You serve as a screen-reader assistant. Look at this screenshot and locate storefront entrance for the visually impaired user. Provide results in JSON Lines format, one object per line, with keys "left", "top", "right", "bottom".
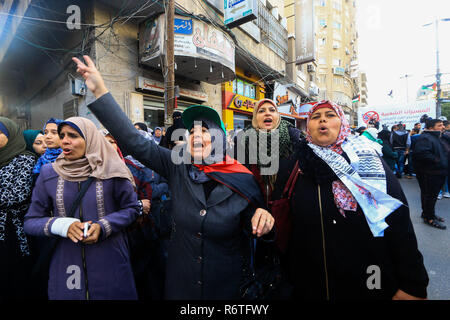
{"left": 233, "top": 113, "right": 252, "bottom": 131}
{"left": 143, "top": 97, "right": 190, "bottom": 129}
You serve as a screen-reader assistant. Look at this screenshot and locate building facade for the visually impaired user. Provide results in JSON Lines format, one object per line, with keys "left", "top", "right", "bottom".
{"left": 312, "top": 0, "right": 361, "bottom": 124}
{"left": 0, "top": 0, "right": 289, "bottom": 133}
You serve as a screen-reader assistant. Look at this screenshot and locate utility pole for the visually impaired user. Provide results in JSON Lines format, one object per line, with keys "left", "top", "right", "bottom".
{"left": 164, "top": 0, "right": 175, "bottom": 126}
{"left": 423, "top": 18, "right": 450, "bottom": 118}
{"left": 400, "top": 74, "right": 412, "bottom": 104}
{"left": 435, "top": 18, "right": 442, "bottom": 118}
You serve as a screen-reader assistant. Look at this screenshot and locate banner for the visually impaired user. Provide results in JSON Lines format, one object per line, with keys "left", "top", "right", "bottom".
{"left": 358, "top": 100, "right": 436, "bottom": 130}
{"left": 295, "top": 0, "right": 315, "bottom": 65}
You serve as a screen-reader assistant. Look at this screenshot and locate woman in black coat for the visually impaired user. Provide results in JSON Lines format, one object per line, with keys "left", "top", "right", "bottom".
{"left": 287, "top": 101, "right": 429, "bottom": 300}
{"left": 72, "top": 55, "right": 275, "bottom": 300}
{"left": 0, "top": 117, "right": 36, "bottom": 300}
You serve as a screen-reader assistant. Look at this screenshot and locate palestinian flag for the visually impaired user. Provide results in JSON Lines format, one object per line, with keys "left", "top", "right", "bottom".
{"left": 194, "top": 155, "right": 265, "bottom": 209}
{"left": 352, "top": 95, "right": 360, "bottom": 103}
{"left": 422, "top": 83, "right": 437, "bottom": 91}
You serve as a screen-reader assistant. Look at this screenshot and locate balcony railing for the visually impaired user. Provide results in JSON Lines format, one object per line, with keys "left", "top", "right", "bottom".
{"left": 256, "top": 2, "right": 288, "bottom": 61}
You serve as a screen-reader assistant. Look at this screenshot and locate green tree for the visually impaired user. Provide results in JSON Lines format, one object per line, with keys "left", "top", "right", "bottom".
{"left": 442, "top": 102, "right": 450, "bottom": 120}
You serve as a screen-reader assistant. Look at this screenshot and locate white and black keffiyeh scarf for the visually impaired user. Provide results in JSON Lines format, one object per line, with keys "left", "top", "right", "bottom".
{"left": 309, "top": 136, "right": 403, "bottom": 237}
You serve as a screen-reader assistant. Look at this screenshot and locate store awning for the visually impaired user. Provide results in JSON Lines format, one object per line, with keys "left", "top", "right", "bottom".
{"left": 278, "top": 101, "right": 304, "bottom": 120}
{"left": 297, "top": 102, "right": 317, "bottom": 118}
{"left": 139, "top": 14, "right": 235, "bottom": 85}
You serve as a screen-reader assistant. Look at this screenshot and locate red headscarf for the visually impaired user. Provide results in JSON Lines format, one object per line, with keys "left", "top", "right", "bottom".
{"left": 306, "top": 100, "right": 351, "bottom": 154}
{"left": 306, "top": 101, "right": 357, "bottom": 216}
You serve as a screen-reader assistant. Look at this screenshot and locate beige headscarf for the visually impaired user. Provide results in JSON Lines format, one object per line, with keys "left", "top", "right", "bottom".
{"left": 52, "top": 117, "right": 135, "bottom": 185}
{"left": 252, "top": 98, "right": 281, "bottom": 130}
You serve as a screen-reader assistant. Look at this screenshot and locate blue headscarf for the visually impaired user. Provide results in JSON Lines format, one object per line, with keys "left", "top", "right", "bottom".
{"left": 153, "top": 127, "right": 162, "bottom": 144}
{"left": 33, "top": 118, "right": 63, "bottom": 174}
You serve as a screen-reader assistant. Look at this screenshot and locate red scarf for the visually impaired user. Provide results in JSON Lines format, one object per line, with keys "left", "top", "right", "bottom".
{"left": 193, "top": 155, "right": 253, "bottom": 175}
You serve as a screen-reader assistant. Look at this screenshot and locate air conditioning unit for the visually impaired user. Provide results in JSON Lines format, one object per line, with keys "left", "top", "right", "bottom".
{"left": 309, "top": 86, "right": 319, "bottom": 96}
{"left": 333, "top": 67, "right": 345, "bottom": 76}
{"left": 307, "top": 64, "right": 316, "bottom": 73}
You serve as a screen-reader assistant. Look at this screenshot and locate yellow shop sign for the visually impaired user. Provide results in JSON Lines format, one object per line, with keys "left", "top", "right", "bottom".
{"left": 227, "top": 94, "right": 258, "bottom": 113}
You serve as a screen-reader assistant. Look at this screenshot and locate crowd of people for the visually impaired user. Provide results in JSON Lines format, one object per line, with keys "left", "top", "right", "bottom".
{"left": 0, "top": 55, "right": 433, "bottom": 301}
{"left": 354, "top": 116, "right": 450, "bottom": 230}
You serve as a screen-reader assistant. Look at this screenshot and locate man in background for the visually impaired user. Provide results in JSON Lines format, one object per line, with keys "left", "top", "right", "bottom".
{"left": 391, "top": 123, "right": 411, "bottom": 178}
{"left": 413, "top": 119, "right": 448, "bottom": 230}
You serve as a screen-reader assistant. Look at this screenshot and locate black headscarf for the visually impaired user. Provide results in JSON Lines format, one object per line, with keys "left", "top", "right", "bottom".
{"left": 0, "top": 117, "right": 33, "bottom": 168}
{"left": 134, "top": 122, "right": 148, "bottom": 132}
{"left": 378, "top": 129, "right": 392, "bottom": 146}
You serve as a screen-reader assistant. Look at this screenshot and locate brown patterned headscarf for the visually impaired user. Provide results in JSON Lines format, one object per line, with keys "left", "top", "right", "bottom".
{"left": 252, "top": 99, "right": 282, "bottom": 130}
{"left": 52, "top": 117, "right": 134, "bottom": 185}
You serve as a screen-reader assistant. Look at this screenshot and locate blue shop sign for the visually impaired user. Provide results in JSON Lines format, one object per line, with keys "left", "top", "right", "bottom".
{"left": 174, "top": 18, "right": 193, "bottom": 35}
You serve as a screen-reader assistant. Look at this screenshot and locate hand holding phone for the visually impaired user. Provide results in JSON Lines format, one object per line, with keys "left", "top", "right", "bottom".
{"left": 83, "top": 222, "right": 91, "bottom": 238}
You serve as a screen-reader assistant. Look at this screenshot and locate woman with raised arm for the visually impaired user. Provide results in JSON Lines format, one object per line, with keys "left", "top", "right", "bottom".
{"left": 72, "top": 55, "right": 274, "bottom": 300}
{"left": 24, "top": 117, "right": 139, "bottom": 300}
{"left": 287, "top": 101, "right": 429, "bottom": 300}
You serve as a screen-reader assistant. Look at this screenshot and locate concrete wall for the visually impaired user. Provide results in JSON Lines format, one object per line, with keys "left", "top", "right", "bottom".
{"left": 92, "top": 1, "right": 223, "bottom": 125}
{"left": 2, "top": 0, "right": 288, "bottom": 128}
{"left": 177, "top": 0, "right": 286, "bottom": 78}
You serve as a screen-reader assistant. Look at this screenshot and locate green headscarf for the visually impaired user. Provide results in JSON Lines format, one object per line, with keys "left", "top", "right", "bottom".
{"left": 22, "top": 129, "right": 42, "bottom": 154}
{"left": 0, "top": 117, "right": 33, "bottom": 168}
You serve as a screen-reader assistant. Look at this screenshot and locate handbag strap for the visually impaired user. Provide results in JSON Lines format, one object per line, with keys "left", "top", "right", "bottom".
{"left": 66, "top": 177, "right": 96, "bottom": 218}
{"left": 282, "top": 160, "right": 300, "bottom": 199}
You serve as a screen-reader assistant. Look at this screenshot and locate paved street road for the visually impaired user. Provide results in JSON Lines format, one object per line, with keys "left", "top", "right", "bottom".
{"left": 399, "top": 177, "right": 450, "bottom": 300}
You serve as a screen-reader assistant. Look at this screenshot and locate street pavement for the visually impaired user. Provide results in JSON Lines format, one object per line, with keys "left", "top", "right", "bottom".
{"left": 399, "top": 177, "right": 450, "bottom": 300}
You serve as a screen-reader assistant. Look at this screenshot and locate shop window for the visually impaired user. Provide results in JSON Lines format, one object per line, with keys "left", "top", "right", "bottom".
{"left": 144, "top": 98, "right": 191, "bottom": 130}
{"left": 233, "top": 78, "right": 257, "bottom": 100}
{"left": 233, "top": 114, "right": 252, "bottom": 131}
{"left": 144, "top": 107, "right": 165, "bottom": 130}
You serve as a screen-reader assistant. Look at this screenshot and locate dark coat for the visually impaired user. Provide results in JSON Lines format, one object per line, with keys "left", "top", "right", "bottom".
{"left": 230, "top": 125, "right": 302, "bottom": 203}
{"left": 287, "top": 139, "right": 429, "bottom": 300}
{"left": 24, "top": 165, "right": 139, "bottom": 300}
{"left": 0, "top": 153, "right": 36, "bottom": 300}
{"left": 412, "top": 131, "right": 448, "bottom": 175}
{"left": 88, "top": 93, "right": 259, "bottom": 300}
{"left": 441, "top": 131, "right": 450, "bottom": 176}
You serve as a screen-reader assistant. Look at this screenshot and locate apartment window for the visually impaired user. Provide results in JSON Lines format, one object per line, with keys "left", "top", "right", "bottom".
{"left": 333, "top": 41, "right": 340, "bottom": 49}
{"left": 333, "top": 59, "right": 341, "bottom": 66}
{"left": 344, "top": 79, "right": 350, "bottom": 88}
{"left": 319, "top": 58, "right": 327, "bottom": 65}
{"left": 316, "top": 0, "right": 327, "bottom": 6}
{"left": 319, "top": 19, "right": 327, "bottom": 27}
{"left": 333, "top": 1, "right": 342, "bottom": 11}
{"left": 333, "top": 21, "right": 342, "bottom": 29}
{"left": 334, "top": 77, "right": 343, "bottom": 85}
{"left": 319, "top": 38, "right": 326, "bottom": 45}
